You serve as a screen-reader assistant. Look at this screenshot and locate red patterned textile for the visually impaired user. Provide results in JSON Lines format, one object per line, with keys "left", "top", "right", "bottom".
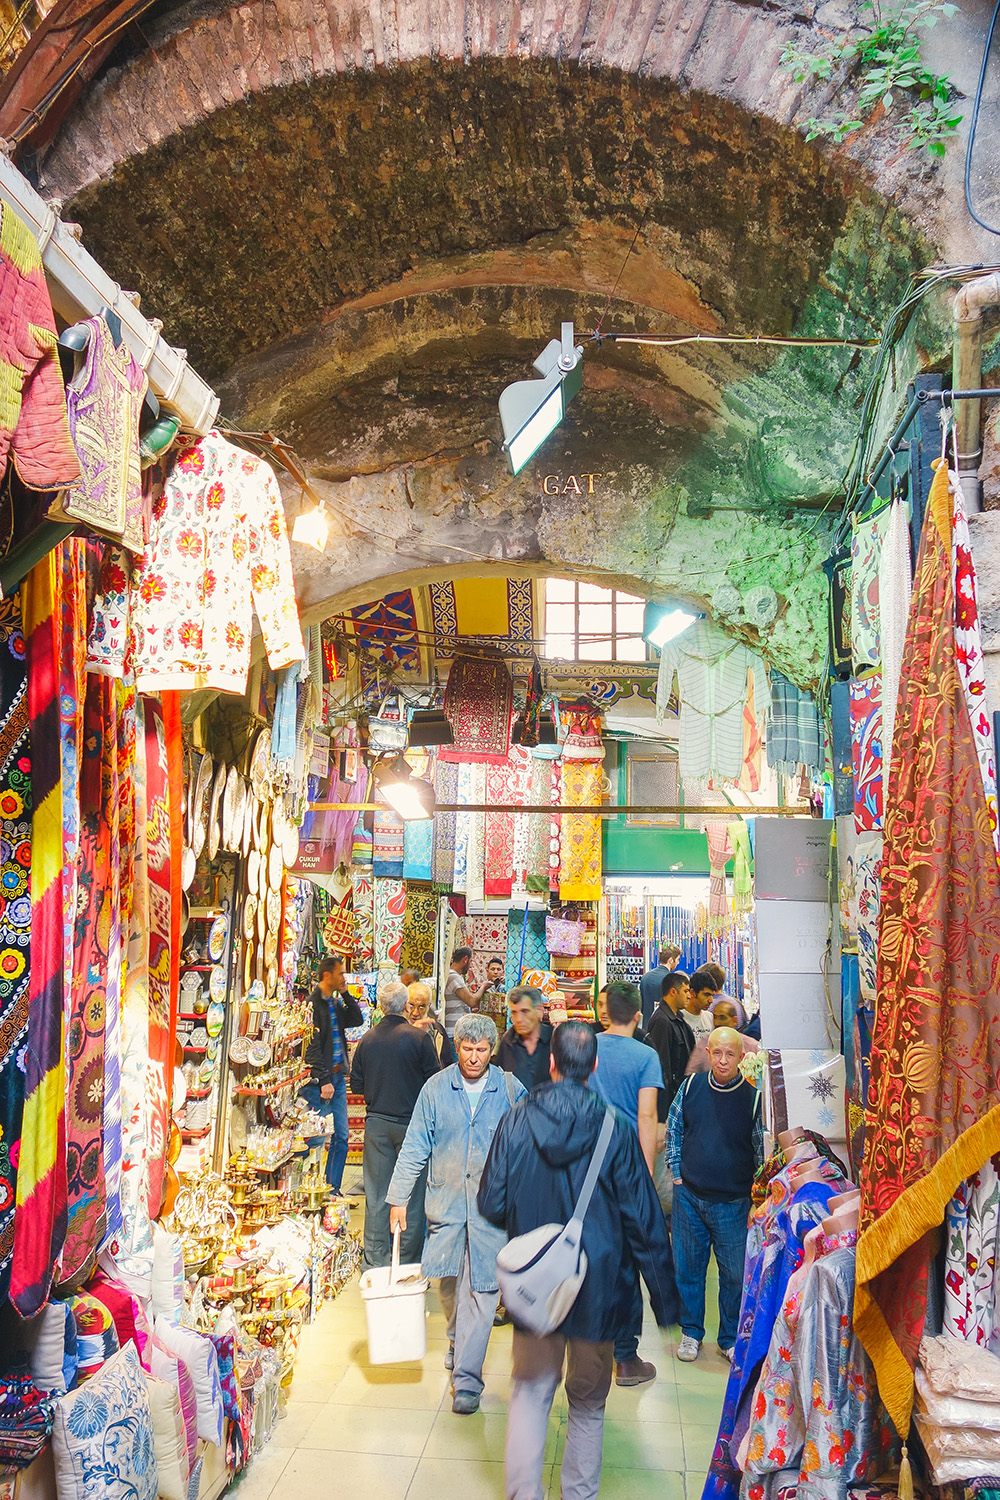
{"left": 485, "top": 756, "right": 521, "bottom": 898}
{"left": 855, "top": 458, "right": 1000, "bottom": 1439}
{"left": 439, "top": 655, "right": 513, "bottom": 761}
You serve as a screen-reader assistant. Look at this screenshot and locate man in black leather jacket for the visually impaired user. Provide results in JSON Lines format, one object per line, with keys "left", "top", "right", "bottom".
{"left": 300, "top": 955, "right": 363, "bottom": 1201}
{"left": 478, "top": 1022, "right": 679, "bottom": 1500}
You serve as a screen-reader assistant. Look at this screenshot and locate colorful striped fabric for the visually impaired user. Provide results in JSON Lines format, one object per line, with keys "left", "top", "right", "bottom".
{"left": 144, "top": 699, "right": 173, "bottom": 1216}
{"left": 11, "top": 551, "right": 67, "bottom": 1316}
{"left": 0, "top": 592, "right": 31, "bottom": 1303}
{"left": 100, "top": 678, "right": 125, "bottom": 1248}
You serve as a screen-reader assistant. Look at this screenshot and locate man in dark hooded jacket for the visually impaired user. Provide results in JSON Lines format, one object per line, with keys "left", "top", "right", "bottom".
{"left": 478, "top": 1021, "right": 679, "bottom": 1500}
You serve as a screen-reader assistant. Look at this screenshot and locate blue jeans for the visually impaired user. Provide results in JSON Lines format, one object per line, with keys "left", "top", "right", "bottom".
{"left": 672, "top": 1182, "right": 750, "bottom": 1350}
{"left": 300, "top": 1076, "right": 349, "bottom": 1192}
{"left": 613, "top": 1269, "right": 643, "bottom": 1363}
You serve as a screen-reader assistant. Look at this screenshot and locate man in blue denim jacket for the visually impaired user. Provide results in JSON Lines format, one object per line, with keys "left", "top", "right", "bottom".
{"left": 387, "top": 1012, "right": 526, "bottom": 1415}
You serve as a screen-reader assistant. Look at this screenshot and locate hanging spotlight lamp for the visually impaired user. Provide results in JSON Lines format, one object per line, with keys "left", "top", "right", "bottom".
{"left": 498, "top": 323, "right": 584, "bottom": 475}
{"left": 370, "top": 755, "right": 436, "bottom": 821}
{"left": 642, "top": 602, "right": 699, "bottom": 648}
{"left": 407, "top": 708, "right": 454, "bottom": 747}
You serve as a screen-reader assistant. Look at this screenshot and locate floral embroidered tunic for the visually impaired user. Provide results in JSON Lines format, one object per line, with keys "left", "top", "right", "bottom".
{"left": 87, "top": 431, "right": 304, "bottom": 692}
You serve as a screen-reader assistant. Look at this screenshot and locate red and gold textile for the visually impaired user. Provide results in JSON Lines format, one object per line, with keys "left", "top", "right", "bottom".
{"left": 439, "top": 654, "right": 513, "bottom": 761}
{"left": 559, "top": 761, "right": 602, "bottom": 902}
{"left": 144, "top": 696, "right": 180, "bottom": 1216}
{"left": 855, "top": 458, "right": 1000, "bottom": 1438}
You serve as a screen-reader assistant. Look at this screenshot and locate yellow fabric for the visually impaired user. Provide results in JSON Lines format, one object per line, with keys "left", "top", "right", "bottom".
{"left": 0, "top": 356, "right": 24, "bottom": 435}
{"left": 452, "top": 576, "right": 509, "bottom": 637}
{"left": 559, "top": 761, "right": 602, "bottom": 901}
{"left": 928, "top": 457, "right": 951, "bottom": 547}
{"left": 0, "top": 202, "right": 42, "bottom": 276}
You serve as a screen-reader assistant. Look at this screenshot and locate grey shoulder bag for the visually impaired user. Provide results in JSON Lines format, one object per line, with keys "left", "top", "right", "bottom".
{"left": 495, "top": 1108, "right": 616, "bottom": 1337}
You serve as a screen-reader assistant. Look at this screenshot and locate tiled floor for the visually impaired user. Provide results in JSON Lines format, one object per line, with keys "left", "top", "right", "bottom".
{"left": 230, "top": 1217, "right": 728, "bottom": 1500}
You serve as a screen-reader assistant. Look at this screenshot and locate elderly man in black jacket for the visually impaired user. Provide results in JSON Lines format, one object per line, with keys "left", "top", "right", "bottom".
{"left": 301, "top": 955, "right": 364, "bottom": 1202}
{"left": 479, "top": 1022, "right": 679, "bottom": 1500}
{"left": 351, "top": 980, "right": 441, "bottom": 1267}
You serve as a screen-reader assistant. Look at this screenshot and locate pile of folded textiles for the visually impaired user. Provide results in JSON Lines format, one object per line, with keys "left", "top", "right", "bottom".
{"left": 0, "top": 1370, "right": 55, "bottom": 1470}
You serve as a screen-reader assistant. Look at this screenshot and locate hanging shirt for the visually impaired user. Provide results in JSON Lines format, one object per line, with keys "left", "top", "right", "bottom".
{"left": 89, "top": 430, "right": 304, "bottom": 693}
{"left": 655, "top": 621, "right": 768, "bottom": 782}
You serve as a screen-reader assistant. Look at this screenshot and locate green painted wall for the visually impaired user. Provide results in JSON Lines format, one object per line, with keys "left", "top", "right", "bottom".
{"left": 601, "top": 739, "right": 712, "bottom": 876}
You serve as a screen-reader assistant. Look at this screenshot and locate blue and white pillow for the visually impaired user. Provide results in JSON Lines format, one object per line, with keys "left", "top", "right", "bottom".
{"left": 51, "top": 1340, "right": 157, "bottom": 1500}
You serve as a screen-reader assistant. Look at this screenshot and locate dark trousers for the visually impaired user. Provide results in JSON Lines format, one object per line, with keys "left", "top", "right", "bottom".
{"left": 672, "top": 1182, "right": 750, "bottom": 1351}
{"left": 612, "top": 1270, "right": 643, "bottom": 1363}
{"left": 362, "top": 1112, "right": 426, "bottom": 1268}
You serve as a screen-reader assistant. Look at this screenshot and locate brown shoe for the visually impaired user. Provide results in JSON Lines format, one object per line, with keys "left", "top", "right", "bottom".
{"left": 615, "top": 1357, "right": 656, "bottom": 1387}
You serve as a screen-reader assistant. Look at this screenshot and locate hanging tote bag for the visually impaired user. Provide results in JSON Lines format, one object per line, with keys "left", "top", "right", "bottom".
{"left": 545, "top": 909, "right": 584, "bottom": 957}
{"left": 495, "top": 1108, "right": 615, "bottom": 1337}
{"left": 323, "top": 889, "right": 355, "bottom": 957}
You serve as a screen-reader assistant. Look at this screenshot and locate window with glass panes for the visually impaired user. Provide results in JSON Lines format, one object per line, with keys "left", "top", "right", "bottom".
{"left": 543, "top": 580, "right": 648, "bottom": 663}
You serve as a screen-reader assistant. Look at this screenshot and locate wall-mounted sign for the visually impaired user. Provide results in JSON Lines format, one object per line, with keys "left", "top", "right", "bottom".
{"left": 541, "top": 473, "right": 603, "bottom": 495}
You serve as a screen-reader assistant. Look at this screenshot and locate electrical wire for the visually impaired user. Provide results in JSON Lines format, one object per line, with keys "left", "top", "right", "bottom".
{"left": 595, "top": 333, "right": 879, "bottom": 350}
{"left": 965, "top": 0, "right": 1000, "bottom": 237}
{"left": 594, "top": 211, "right": 649, "bottom": 337}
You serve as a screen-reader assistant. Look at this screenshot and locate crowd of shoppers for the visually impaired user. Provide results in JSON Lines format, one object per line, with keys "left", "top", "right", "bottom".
{"left": 303, "top": 943, "right": 761, "bottom": 1500}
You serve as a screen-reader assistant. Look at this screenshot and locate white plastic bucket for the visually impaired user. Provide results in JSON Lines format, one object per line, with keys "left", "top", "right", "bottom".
{"left": 359, "top": 1226, "right": 429, "bottom": 1364}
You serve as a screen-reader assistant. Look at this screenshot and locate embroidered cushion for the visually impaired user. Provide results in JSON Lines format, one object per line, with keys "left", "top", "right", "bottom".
{"left": 67, "top": 1294, "right": 119, "bottom": 1382}
{"left": 207, "top": 1333, "right": 240, "bottom": 1423}
{"left": 148, "top": 1340, "right": 197, "bottom": 1472}
{"left": 153, "top": 1318, "right": 224, "bottom": 1447}
{"left": 88, "top": 1272, "right": 153, "bottom": 1368}
{"left": 51, "top": 1341, "right": 157, "bottom": 1500}
{"left": 19, "top": 1299, "right": 78, "bottom": 1394}
{"left": 143, "top": 1373, "right": 189, "bottom": 1500}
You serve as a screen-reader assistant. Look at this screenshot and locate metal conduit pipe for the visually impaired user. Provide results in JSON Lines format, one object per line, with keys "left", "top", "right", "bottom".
{"left": 953, "top": 272, "right": 1000, "bottom": 513}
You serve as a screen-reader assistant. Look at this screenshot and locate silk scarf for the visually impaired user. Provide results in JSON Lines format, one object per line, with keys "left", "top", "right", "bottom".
{"left": 856, "top": 459, "right": 1000, "bottom": 1439}
{"left": 373, "top": 877, "right": 406, "bottom": 967}
{"left": 0, "top": 594, "right": 31, "bottom": 1302}
{"left": 11, "top": 553, "right": 67, "bottom": 1315}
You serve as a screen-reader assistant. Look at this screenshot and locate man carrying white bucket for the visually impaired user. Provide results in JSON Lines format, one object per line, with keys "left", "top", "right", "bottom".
{"left": 387, "top": 1012, "right": 526, "bottom": 1415}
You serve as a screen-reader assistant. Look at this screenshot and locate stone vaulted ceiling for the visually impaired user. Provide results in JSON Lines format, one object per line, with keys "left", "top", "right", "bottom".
{"left": 33, "top": 0, "right": 944, "bottom": 684}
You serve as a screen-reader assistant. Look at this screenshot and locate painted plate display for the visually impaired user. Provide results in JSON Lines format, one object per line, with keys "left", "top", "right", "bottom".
{"left": 229, "top": 1035, "right": 251, "bottom": 1064}
{"left": 209, "top": 964, "right": 228, "bottom": 1003}
{"left": 222, "top": 766, "right": 240, "bottom": 852}
{"left": 206, "top": 1035, "right": 219, "bottom": 1062}
{"left": 266, "top": 963, "right": 279, "bottom": 997}
{"left": 208, "top": 762, "right": 227, "bottom": 861}
{"left": 192, "top": 753, "right": 213, "bottom": 858}
{"left": 271, "top": 797, "right": 286, "bottom": 849}
{"left": 248, "top": 1039, "right": 271, "bottom": 1069}
{"left": 244, "top": 942, "right": 253, "bottom": 991}
{"left": 266, "top": 888, "right": 282, "bottom": 933}
{"left": 206, "top": 999, "right": 225, "bottom": 1038}
{"left": 243, "top": 895, "right": 257, "bottom": 940}
{"left": 246, "top": 849, "right": 260, "bottom": 895}
{"left": 268, "top": 842, "right": 284, "bottom": 890}
{"left": 258, "top": 851, "right": 269, "bottom": 900}
{"left": 232, "top": 775, "right": 248, "bottom": 853}
{"left": 248, "top": 980, "right": 265, "bottom": 1005}
{"left": 181, "top": 844, "right": 196, "bottom": 891}
{"left": 264, "top": 930, "right": 278, "bottom": 970}
{"left": 257, "top": 900, "right": 267, "bottom": 945}
{"left": 208, "top": 914, "right": 228, "bottom": 960}
{"left": 242, "top": 790, "right": 254, "bottom": 857}
{"left": 249, "top": 727, "right": 271, "bottom": 796}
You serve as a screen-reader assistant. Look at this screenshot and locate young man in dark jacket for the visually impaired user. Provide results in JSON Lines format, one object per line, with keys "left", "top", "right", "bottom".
{"left": 479, "top": 1021, "right": 679, "bottom": 1500}
{"left": 644, "top": 970, "right": 695, "bottom": 1220}
{"left": 300, "top": 955, "right": 364, "bottom": 1201}
{"left": 350, "top": 981, "right": 441, "bottom": 1267}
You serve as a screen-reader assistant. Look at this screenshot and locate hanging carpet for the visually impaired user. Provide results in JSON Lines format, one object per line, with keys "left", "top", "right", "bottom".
{"left": 439, "top": 654, "right": 513, "bottom": 761}
{"left": 856, "top": 458, "right": 1000, "bottom": 1441}
{"left": 432, "top": 759, "right": 459, "bottom": 890}
{"left": 400, "top": 888, "right": 437, "bottom": 976}
{"left": 373, "top": 809, "right": 404, "bottom": 879}
{"left": 374, "top": 877, "right": 406, "bottom": 967}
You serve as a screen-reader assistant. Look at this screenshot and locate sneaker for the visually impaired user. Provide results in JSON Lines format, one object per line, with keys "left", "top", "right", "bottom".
{"left": 676, "top": 1335, "right": 701, "bottom": 1362}
{"left": 615, "top": 1357, "right": 656, "bottom": 1387}
{"left": 444, "top": 1345, "right": 454, "bottom": 1372}
{"left": 452, "top": 1390, "right": 480, "bottom": 1415}
{"left": 718, "top": 1345, "right": 733, "bottom": 1363}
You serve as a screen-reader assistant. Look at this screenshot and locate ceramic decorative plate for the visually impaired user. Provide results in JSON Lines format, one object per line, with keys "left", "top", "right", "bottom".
{"left": 264, "top": 930, "right": 278, "bottom": 969}
{"left": 222, "top": 766, "right": 240, "bottom": 852}
{"left": 229, "top": 1035, "right": 251, "bottom": 1064}
{"left": 248, "top": 979, "right": 266, "bottom": 1005}
{"left": 231, "top": 775, "right": 248, "bottom": 853}
{"left": 266, "top": 888, "right": 282, "bottom": 933}
{"left": 282, "top": 823, "right": 299, "bottom": 868}
{"left": 271, "top": 796, "right": 286, "bottom": 849}
{"left": 209, "top": 964, "right": 228, "bottom": 1003}
{"left": 247, "top": 849, "right": 260, "bottom": 894}
{"left": 268, "top": 842, "right": 284, "bottom": 890}
{"left": 248, "top": 1039, "right": 270, "bottom": 1069}
{"left": 258, "top": 851, "right": 269, "bottom": 900}
{"left": 257, "top": 900, "right": 267, "bottom": 945}
{"left": 208, "top": 762, "right": 227, "bottom": 861}
{"left": 242, "top": 790, "right": 254, "bottom": 857}
{"left": 206, "top": 999, "right": 225, "bottom": 1038}
{"left": 208, "top": 914, "right": 228, "bottom": 960}
{"left": 244, "top": 942, "right": 253, "bottom": 991}
{"left": 266, "top": 963, "right": 279, "bottom": 997}
{"left": 192, "top": 753, "right": 213, "bottom": 858}
{"left": 181, "top": 844, "right": 196, "bottom": 891}
{"left": 206, "top": 1035, "right": 219, "bottom": 1061}
{"left": 243, "top": 895, "right": 257, "bottom": 940}
{"left": 249, "top": 727, "right": 271, "bottom": 796}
